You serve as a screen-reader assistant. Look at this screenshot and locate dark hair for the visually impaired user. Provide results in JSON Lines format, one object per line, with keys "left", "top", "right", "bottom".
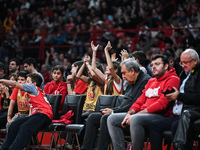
{"left": 17, "top": 70, "right": 29, "bottom": 79}
{"left": 131, "top": 51, "right": 149, "bottom": 67}
{"left": 164, "top": 48, "right": 175, "bottom": 58}
{"left": 105, "top": 61, "right": 122, "bottom": 95}
{"left": 10, "top": 58, "right": 20, "bottom": 66}
{"left": 52, "top": 65, "right": 64, "bottom": 75}
{"left": 151, "top": 54, "right": 169, "bottom": 70}
{"left": 0, "top": 62, "right": 5, "bottom": 72}
{"left": 73, "top": 61, "right": 88, "bottom": 76}
{"left": 9, "top": 73, "right": 18, "bottom": 81}
{"left": 27, "top": 73, "right": 42, "bottom": 87}
{"left": 23, "top": 57, "right": 36, "bottom": 68}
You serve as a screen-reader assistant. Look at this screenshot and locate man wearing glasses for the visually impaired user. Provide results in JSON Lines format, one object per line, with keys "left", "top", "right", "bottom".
{"left": 107, "top": 54, "right": 180, "bottom": 150}
{"left": 149, "top": 49, "right": 200, "bottom": 150}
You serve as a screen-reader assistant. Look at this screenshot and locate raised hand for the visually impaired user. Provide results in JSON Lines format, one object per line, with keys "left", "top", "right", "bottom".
{"left": 91, "top": 41, "right": 99, "bottom": 52}
{"left": 104, "top": 41, "right": 112, "bottom": 51}
{"left": 84, "top": 55, "right": 90, "bottom": 63}
{"left": 111, "top": 53, "right": 118, "bottom": 61}
{"left": 119, "top": 49, "right": 129, "bottom": 61}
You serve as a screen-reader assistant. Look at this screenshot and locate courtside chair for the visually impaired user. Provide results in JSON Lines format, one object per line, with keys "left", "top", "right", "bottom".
{"left": 49, "top": 94, "right": 86, "bottom": 150}
{"left": 95, "top": 95, "right": 118, "bottom": 112}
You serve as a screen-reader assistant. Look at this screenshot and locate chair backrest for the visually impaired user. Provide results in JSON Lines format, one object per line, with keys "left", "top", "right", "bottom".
{"left": 45, "top": 94, "right": 62, "bottom": 120}
{"left": 95, "top": 95, "right": 118, "bottom": 112}
{"left": 62, "top": 95, "right": 86, "bottom": 124}
{"left": 114, "top": 95, "right": 124, "bottom": 107}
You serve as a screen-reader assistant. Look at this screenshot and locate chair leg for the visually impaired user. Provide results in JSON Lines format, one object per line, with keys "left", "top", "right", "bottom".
{"left": 64, "top": 133, "right": 70, "bottom": 150}
{"left": 144, "top": 138, "right": 149, "bottom": 150}
{"left": 49, "top": 132, "right": 58, "bottom": 150}
{"left": 75, "top": 133, "right": 81, "bottom": 150}
{"left": 57, "top": 131, "right": 63, "bottom": 150}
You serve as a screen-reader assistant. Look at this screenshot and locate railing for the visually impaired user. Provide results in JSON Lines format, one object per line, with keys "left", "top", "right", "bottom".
{"left": 1, "top": 24, "right": 200, "bottom": 63}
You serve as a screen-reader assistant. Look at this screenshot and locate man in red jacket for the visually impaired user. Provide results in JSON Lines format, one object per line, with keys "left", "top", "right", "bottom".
{"left": 107, "top": 54, "right": 180, "bottom": 150}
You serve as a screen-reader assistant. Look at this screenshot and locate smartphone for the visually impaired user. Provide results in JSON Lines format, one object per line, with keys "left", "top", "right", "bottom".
{"left": 161, "top": 88, "right": 175, "bottom": 95}
{"left": 122, "top": 122, "right": 126, "bottom": 126}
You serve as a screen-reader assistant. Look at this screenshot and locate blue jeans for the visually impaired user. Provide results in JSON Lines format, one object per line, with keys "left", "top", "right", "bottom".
{"left": 149, "top": 116, "right": 179, "bottom": 150}
{"left": 107, "top": 113, "right": 164, "bottom": 150}
{"left": 2, "top": 113, "right": 51, "bottom": 150}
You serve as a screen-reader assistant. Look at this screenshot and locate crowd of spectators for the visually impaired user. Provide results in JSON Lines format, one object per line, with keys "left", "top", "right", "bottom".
{"left": 0, "top": 0, "right": 200, "bottom": 77}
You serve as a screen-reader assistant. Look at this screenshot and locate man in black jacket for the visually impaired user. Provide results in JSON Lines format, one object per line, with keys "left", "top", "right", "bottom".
{"left": 149, "top": 48, "right": 200, "bottom": 150}
{"left": 80, "top": 58, "right": 151, "bottom": 150}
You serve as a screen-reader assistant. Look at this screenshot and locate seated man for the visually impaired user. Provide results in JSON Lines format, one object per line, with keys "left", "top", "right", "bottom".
{"left": 149, "top": 49, "right": 200, "bottom": 150}
{"left": 1, "top": 73, "right": 53, "bottom": 150}
{"left": 107, "top": 54, "right": 180, "bottom": 150}
{"left": 81, "top": 58, "right": 151, "bottom": 150}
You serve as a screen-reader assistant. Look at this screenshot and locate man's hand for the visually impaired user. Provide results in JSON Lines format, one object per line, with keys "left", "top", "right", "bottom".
{"left": 121, "top": 113, "right": 131, "bottom": 128}
{"left": 101, "top": 108, "right": 113, "bottom": 115}
{"left": 165, "top": 87, "right": 179, "bottom": 102}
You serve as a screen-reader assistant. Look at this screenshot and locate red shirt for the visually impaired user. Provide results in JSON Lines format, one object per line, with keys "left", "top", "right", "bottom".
{"left": 74, "top": 79, "right": 87, "bottom": 94}
{"left": 43, "top": 80, "right": 67, "bottom": 112}
{"left": 10, "top": 88, "right": 25, "bottom": 101}
{"left": 28, "top": 87, "right": 53, "bottom": 120}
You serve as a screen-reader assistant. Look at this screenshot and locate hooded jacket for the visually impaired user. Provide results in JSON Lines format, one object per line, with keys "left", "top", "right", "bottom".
{"left": 43, "top": 80, "right": 67, "bottom": 112}
{"left": 129, "top": 67, "right": 180, "bottom": 116}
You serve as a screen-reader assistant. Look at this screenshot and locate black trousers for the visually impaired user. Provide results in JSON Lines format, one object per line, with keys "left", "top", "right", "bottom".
{"left": 2, "top": 113, "right": 51, "bottom": 150}
{"left": 173, "top": 109, "right": 200, "bottom": 150}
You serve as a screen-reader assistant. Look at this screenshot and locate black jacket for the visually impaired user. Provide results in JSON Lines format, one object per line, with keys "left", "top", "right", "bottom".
{"left": 113, "top": 71, "right": 151, "bottom": 113}
{"left": 178, "top": 64, "right": 200, "bottom": 110}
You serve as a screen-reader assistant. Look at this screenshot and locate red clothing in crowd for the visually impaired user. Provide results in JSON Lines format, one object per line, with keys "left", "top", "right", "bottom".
{"left": 28, "top": 87, "right": 53, "bottom": 120}
{"left": 157, "top": 41, "right": 166, "bottom": 53}
{"left": 43, "top": 80, "right": 67, "bottom": 112}
{"left": 129, "top": 68, "right": 180, "bottom": 117}
{"left": 10, "top": 88, "right": 25, "bottom": 101}
{"left": 74, "top": 79, "right": 87, "bottom": 94}
{"left": 41, "top": 72, "right": 50, "bottom": 84}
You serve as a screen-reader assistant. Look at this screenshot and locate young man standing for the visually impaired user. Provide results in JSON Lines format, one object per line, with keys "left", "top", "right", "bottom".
{"left": 1, "top": 73, "right": 53, "bottom": 150}
{"left": 107, "top": 54, "right": 180, "bottom": 150}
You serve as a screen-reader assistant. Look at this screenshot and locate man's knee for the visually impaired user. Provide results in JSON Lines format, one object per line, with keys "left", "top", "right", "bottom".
{"left": 101, "top": 114, "right": 110, "bottom": 123}
{"left": 87, "top": 113, "right": 101, "bottom": 125}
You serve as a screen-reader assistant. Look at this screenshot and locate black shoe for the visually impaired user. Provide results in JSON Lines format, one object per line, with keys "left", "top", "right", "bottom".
{"left": 173, "top": 143, "right": 184, "bottom": 150}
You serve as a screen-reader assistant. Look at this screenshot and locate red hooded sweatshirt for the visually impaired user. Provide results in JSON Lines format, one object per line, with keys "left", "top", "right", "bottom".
{"left": 43, "top": 80, "right": 67, "bottom": 112}
{"left": 129, "top": 68, "right": 180, "bottom": 117}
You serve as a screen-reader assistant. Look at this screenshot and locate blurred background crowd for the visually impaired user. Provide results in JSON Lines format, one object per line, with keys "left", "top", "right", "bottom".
{"left": 0, "top": 0, "right": 200, "bottom": 82}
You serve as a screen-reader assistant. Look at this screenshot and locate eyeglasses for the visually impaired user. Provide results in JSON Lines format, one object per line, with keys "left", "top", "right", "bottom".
{"left": 179, "top": 59, "right": 194, "bottom": 66}
{"left": 150, "top": 62, "right": 163, "bottom": 67}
